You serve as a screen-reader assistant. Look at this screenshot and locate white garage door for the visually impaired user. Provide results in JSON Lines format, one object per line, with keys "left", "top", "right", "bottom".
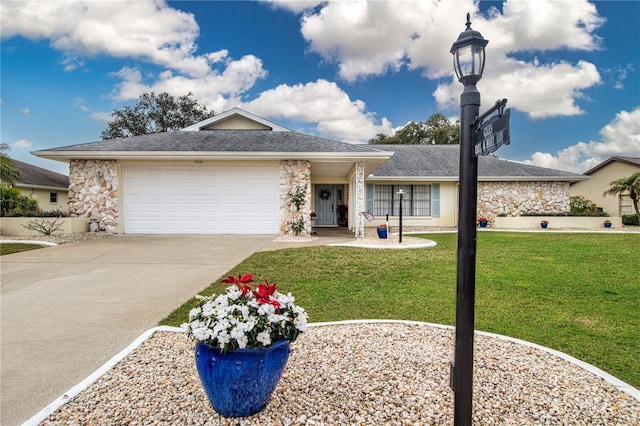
{"left": 123, "top": 163, "right": 279, "bottom": 234}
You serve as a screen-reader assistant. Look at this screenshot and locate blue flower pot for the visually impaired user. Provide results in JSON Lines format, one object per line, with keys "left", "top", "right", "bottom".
{"left": 377, "top": 228, "right": 388, "bottom": 238}
{"left": 195, "top": 340, "right": 290, "bottom": 417}
{"left": 478, "top": 221, "right": 488, "bottom": 228}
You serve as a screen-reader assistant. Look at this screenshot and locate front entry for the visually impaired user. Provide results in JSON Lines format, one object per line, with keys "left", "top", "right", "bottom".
{"left": 315, "top": 184, "right": 339, "bottom": 226}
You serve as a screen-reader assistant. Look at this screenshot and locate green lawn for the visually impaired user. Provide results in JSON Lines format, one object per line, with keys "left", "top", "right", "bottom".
{"left": 0, "top": 243, "right": 44, "bottom": 255}
{"left": 161, "top": 232, "right": 640, "bottom": 388}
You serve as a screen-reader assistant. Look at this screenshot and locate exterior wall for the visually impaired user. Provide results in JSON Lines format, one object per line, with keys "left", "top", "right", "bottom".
{"left": 477, "top": 181, "right": 570, "bottom": 221}
{"left": 363, "top": 181, "right": 458, "bottom": 229}
{"left": 571, "top": 162, "right": 640, "bottom": 215}
{"left": 279, "top": 160, "right": 312, "bottom": 236}
{"left": 68, "top": 160, "right": 119, "bottom": 234}
{"left": 0, "top": 217, "right": 90, "bottom": 236}
{"left": 204, "top": 115, "right": 271, "bottom": 130}
{"left": 494, "top": 216, "right": 622, "bottom": 230}
{"left": 14, "top": 186, "right": 69, "bottom": 213}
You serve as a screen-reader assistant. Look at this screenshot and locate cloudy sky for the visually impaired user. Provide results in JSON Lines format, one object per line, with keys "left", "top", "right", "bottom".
{"left": 1, "top": 0, "right": 638, "bottom": 175}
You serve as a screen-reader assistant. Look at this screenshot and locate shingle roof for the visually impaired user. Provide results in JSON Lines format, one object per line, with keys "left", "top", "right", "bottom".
{"left": 368, "top": 144, "right": 586, "bottom": 181}
{"left": 36, "top": 130, "right": 382, "bottom": 154}
{"left": 12, "top": 160, "right": 68, "bottom": 188}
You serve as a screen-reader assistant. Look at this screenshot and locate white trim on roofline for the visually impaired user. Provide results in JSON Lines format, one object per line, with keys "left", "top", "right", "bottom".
{"left": 181, "top": 107, "right": 290, "bottom": 132}
{"left": 33, "top": 151, "right": 393, "bottom": 162}
{"left": 14, "top": 183, "right": 68, "bottom": 191}
{"left": 367, "top": 175, "right": 589, "bottom": 183}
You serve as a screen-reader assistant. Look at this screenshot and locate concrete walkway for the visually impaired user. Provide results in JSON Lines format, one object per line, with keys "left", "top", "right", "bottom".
{"left": 0, "top": 235, "right": 274, "bottom": 426}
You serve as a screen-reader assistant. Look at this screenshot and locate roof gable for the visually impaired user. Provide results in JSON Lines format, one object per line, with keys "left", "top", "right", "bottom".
{"left": 181, "top": 107, "right": 289, "bottom": 131}
{"left": 582, "top": 157, "right": 640, "bottom": 175}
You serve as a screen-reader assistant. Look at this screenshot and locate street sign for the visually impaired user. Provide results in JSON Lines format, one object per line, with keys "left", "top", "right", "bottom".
{"left": 473, "top": 108, "right": 510, "bottom": 157}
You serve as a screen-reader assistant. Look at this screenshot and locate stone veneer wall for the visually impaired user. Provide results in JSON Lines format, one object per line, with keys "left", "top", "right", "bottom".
{"left": 477, "top": 181, "right": 570, "bottom": 221}
{"left": 279, "top": 160, "right": 311, "bottom": 236}
{"left": 69, "top": 159, "right": 119, "bottom": 233}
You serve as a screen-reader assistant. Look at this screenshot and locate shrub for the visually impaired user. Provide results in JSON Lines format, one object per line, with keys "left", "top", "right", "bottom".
{"left": 622, "top": 214, "right": 639, "bottom": 226}
{"left": 1, "top": 185, "right": 39, "bottom": 216}
{"left": 570, "top": 195, "right": 601, "bottom": 215}
{"left": 39, "top": 210, "right": 70, "bottom": 217}
{"left": 22, "top": 217, "right": 65, "bottom": 236}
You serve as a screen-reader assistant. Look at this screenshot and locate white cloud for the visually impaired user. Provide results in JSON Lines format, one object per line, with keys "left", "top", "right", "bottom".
{"left": 434, "top": 59, "right": 601, "bottom": 119}
{"left": 291, "top": 0, "right": 605, "bottom": 119}
{"left": 73, "top": 97, "right": 89, "bottom": 112}
{"left": 260, "top": 0, "right": 324, "bottom": 14}
{"left": 13, "top": 139, "right": 33, "bottom": 148}
{"left": 22, "top": 108, "right": 30, "bottom": 117}
{"left": 525, "top": 108, "right": 640, "bottom": 173}
{"left": 0, "top": 0, "right": 210, "bottom": 76}
{"left": 89, "top": 112, "right": 112, "bottom": 126}
{"left": 108, "top": 51, "right": 267, "bottom": 112}
{"left": 243, "top": 79, "right": 393, "bottom": 142}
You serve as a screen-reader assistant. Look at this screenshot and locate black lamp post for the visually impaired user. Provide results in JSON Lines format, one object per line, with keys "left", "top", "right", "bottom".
{"left": 450, "top": 13, "right": 488, "bottom": 426}
{"left": 397, "top": 188, "right": 404, "bottom": 243}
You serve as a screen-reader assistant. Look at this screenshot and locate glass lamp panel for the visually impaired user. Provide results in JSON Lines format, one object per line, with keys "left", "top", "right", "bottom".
{"left": 454, "top": 44, "right": 485, "bottom": 78}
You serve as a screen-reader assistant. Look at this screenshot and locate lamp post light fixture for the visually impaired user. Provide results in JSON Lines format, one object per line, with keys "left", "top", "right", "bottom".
{"left": 450, "top": 13, "right": 488, "bottom": 426}
{"left": 397, "top": 188, "right": 405, "bottom": 243}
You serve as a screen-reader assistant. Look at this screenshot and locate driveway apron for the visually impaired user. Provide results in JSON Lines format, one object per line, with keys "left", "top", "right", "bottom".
{"left": 0, "top": 235, "right": 274, "bottom": 426}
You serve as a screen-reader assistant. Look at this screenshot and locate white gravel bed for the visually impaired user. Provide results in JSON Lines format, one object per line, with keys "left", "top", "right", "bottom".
{"left": 0, "top": 232, "right": 112, "bottom": 245}
{"left": 40, "top": 322, "right": 639, "bottom": 425}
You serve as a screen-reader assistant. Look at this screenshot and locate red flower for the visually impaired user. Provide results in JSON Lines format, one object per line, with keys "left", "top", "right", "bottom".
{"left": 253, "top": 280, "right": 281, "bottom": 312}
{"left": 221, "top": 273, "right": 253, "bottom": 295}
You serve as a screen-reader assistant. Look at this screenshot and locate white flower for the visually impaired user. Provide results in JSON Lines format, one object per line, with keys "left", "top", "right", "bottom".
{"left": 214, "top": 294, "right": 229, "bottom": 308}
{"left": 294, "top": 313, "right": 308, "bottom": 331}
{"left": 226, "top": 286, "right": 242, "bottom": 301}
{"left": 258, "top": 303, "right": 276, "bottom": 316}
{"left": 188, "top": 307, "right": 202, "bottom": 320}
{"left": 257, "top": 331, "right": 271, "bottom": 346}
{"left": 201, "top": 302, "right": 215, "bottom": 317}
{"left": 268, "top": 313, "right": 287, "bottom": 324}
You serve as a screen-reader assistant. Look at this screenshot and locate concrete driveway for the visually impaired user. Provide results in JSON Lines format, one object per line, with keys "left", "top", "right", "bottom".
{"left": 0, "top": 235, "right": 274, "bottom": 426}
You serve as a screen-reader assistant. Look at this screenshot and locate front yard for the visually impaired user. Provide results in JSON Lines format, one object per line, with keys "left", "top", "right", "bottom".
{"left": 162, "top": 232, "right": 639, "bottom": 388}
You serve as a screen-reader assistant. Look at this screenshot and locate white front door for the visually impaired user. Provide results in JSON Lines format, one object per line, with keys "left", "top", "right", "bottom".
{"left": 122, "top": 163, "right": 279, "bottom": 234}
{"left": 315, "top": 185, "right": 337, "bottom": 226}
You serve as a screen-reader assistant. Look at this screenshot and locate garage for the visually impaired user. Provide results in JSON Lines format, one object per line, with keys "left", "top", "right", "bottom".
{"left": 122, "top": 163, "right": 280, "bottom": 234}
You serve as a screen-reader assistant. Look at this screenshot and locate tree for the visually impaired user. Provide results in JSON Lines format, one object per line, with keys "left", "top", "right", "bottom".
{"left": 369, "top": 113, "right": 459, "bottom": 145}
{"left": 1, "top": 143, "right": 19, "bottom": 184}
{"left": 101, "top": 92, "right": 214, "bottom": 139}
{"left": 603, "top": 172, "right": 640, "bottom": 216}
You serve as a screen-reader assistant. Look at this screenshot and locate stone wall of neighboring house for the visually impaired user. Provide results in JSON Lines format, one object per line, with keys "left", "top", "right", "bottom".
{"left": 477, "top": 181, "right": 570, "bottom": 221}
{"left": 279, "top": 160, "right": 311, "bottom": 236}
{"left": 68, "top": 159, "right": 119, "bottom": 233}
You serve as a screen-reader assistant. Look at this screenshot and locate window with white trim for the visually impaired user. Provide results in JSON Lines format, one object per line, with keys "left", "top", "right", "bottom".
{"left": 373, "top": 185, "right": 431, "bottom": 216}
{"left": 620, "top": 195, "right": 633, "bottom": 215}
{"left": 50, "top": 192, "right": 58, "bottom": 204}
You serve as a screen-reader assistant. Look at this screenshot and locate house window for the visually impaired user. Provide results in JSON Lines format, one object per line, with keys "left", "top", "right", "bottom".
{"left": 373, "top": 185, "right": 431, "bottom": 216}
{"left": 50, "top": 192, "right": 58, "bottom": 203}
{"left": 620, "top": 195, "right": 633, "bottom": 215}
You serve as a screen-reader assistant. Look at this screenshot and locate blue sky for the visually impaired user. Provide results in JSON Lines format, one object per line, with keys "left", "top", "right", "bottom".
{"left": 1, "top": 0, "right": 639, "bottom": 176}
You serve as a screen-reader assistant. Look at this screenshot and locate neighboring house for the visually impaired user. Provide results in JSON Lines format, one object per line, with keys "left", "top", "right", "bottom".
{"left": 11, "top": 159, "right": 69, "bottom": 212}
{"left": 33, "top": 108, "right": 585, "bottom": 236}
{"left": 570, "top": 157, "right": 640, "bottom": 216}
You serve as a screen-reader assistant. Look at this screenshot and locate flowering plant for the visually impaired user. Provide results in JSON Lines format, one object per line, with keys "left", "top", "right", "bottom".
{"left": 182, "top": 273, "right": 308, "bottom": 352}
{"left": 377, "top": 223, "right": 387, "bottom": 228}
{"left": 310, "top": 211, "right": 317, "bottom": 217}
{"left": 540, "top": 220, "right": 549, "bottom": 224}
{"left": 477, "top": 217, "right": 489, "bottom": 224}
